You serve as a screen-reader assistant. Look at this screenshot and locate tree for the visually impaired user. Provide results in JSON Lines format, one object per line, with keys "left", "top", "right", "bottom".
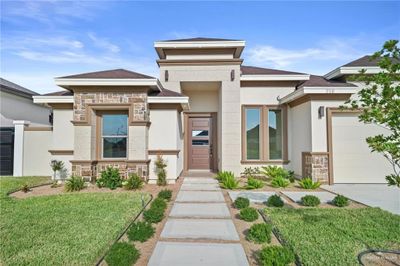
{"left": 346, "top": 40, "right": 400, "bottom": 187}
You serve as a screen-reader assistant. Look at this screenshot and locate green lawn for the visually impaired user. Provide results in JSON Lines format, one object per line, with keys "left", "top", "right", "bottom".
{"left": 264, "top": 207, "right": 400, "bottom": 266}
{"left": 0, "top": 176, "right": 149, "bottom": 265}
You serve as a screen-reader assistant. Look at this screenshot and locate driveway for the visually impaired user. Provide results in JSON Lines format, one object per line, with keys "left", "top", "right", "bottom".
{"left": 321, "top": 184, "right": 400, "bottom": 215}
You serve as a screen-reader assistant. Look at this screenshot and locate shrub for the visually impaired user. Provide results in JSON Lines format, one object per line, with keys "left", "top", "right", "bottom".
{"left": 288, "top": 171, "right": 295, "bottom": 183}
{"left": 123, "top": 173, "right": 143, "bottom": 190}
{"left": 261, "top": 166, "right": 289, "bottom": 179}
{"left": 65, "top": 176, "right": 85, "bottom": 192}
{"left": 158, "top": 189, "right": 172, "bottom": 201}
{"left": 50, "top": 160, "right": 64, "bottom": 180}
{"left": 96, "top": 167, "right": 122, "bottom": 190}
{"left": 216, "top": 171, "right": 235, "bottom": 182}
{"left": 21, "top": 184, "right": 30, "bottom": 193}
{"left": 301, "top": 195, "right": 321, "bottom": 207}
{"left": 50, "top": 181, "right": 60, "bottom": 188}
{"left": 240, "top": 207, "right": 259, "bottom": 222}
{"left": 234, "top": 197, "right": 250, "bottom": 209}
{"left": 271, "top": 176, "right": 290, "bottom": 188}
{"left": 143, "top": 207, "right": 164, "bottom": 223}
{"left": 155, "top": 155, "right": 167, "bottom": 186}
{"left": 258, "top": 246, "right": 295, "bottom": 266}
{"left": 246, "top": 177, "right": 264, "bottom": 189}
{"left": 298, "top": 177, "right": 321, "bottom": 189}
{"left": 266, "top": 194, "right": 284, "bottom": 207}
{"left": 105, "top": 242, "right": 140, "bottom": 266}
{"left": 127, "top": 222, "right": 155, "bottom": 242}
{"left": 241, "top": 167, "right": 261, "bottom": 178}
{"left": 219, "top": 172, "right": 239, "bottom": 189}
{"left": 247, "top": 223, "right": 272, "bottom": 244}
{"left": 151, "top": 197, "right": 167, "bottom": 211}
{"left": 332, "top": 195, "right": 349, "bottom": 207}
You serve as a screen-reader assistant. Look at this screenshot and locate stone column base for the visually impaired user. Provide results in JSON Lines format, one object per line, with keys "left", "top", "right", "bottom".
{"left": 302, "top": 152, "right": 329, "bottom": 183}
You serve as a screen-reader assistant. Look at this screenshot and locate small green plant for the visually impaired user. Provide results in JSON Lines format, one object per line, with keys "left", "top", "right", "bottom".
{"left": 123, "top": 173, "right": 143, "bottom": 190}
{"left": 261, "top": 166, "right": 289, "bottom": 179}
{"left": 299, "top": 177, "right": 321, "bottom": 189}
{"left": 65, "top": 176, "right": 85, "bottom": 192}
{"left": 240, "top": 207, "right": 259, "bottom": 222}
{"left": 21, "top": 184, "right": 30, "bottom": 193}
{"left": 158, "top": 189, "right": 172, "bottom": 201}
{"left": 105, "top": 242, "right": 140, "bottom": 266}
{"left": 332, "top": 195, "right": 349, "bottom": 207}
{"left": 143, "top": 207, "right": 164, "bottom": 223}
{"left": 258, "top": 246, "right": 295, "bottom": 266}
{"left": 241, "top": 167, "right": 261, "bottom": 178}
{"left": 266, "top": 194, "right": 284, "bottom": 207}
{"left": 234, "top": 197, "right": 250, "bottom": 209}
{"left": 246, "top": 177, "right": 264, "bottom": 189}
{"left": 301, "top": 195, "right": 321, "bottom": 207}
{"left": 127, "top": 222, "right": 155, "bottom": 242}
{"left": 216, "top": 171, "right": 235, "bottom": 182}
{"left": 219, "top": 171, "right": 239, "bottom": 189}
{"left": 247, "top": 223, "right": 272, "bottom": 244}
{"left": 288, "top": 170, "right": 295, "bottom": 183}
{"left": 155, "top": 154, "right": 167, "bottom": 186}
{"left": 96, "top": 167, "right": 122, "bottom": 190}
{"left": 271, "top": 176, "right": 290, "bottom": 188}
{"left": 151, "top": 197, "right": 167, "bottom": 211}
{"left": 50, "top": 160, "right": 64, "bottom": 180}
{"left": 50, "top": 181, "right": 60, "bottom": 188}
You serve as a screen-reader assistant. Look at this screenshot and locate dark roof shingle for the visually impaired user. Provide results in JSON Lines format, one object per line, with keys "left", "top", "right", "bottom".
{"left": 58, "top": 69, "right": 155, "bottom": 79}
{"left": 160, "top": 37, "right": 241, "bottom": 42}
{"left": 149, "top": 88, "right": 185, "bottom": 97}
{"left": 342, "top": 55, "right": 400, "bottom": 67}
{"left": 43, "top": 90, "right": 73, "bottom": 96}
{"left": 241, "top": 65, "right": 306, "bottom": 75}
{"left": 297, "top": 75, "right": 356, "bottom": 89}
{"left": 0, "top": 78, "right": 39, "bottom": 97}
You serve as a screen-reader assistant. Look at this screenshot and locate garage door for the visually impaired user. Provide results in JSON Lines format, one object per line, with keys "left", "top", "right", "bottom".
{"left": 331, "top": 113, "right": 392, "bottom": 183}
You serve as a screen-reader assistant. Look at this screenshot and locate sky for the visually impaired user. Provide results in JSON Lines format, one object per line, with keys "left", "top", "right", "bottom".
{"left": 1, "top": 0, "right": 399, "bottom": 94}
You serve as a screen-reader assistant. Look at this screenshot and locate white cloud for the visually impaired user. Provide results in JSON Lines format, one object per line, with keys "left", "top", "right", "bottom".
{"left": 88, "top": 33, "right": 120, "bottom": 53}
{"left": 1, "top": 36, "right": 84, "bottom": 50}
{"left": 245, "top": 37, "right": 368, "bottom": 74}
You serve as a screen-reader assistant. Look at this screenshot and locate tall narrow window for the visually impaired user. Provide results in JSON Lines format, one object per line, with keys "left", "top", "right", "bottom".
{"left": 245, "top": 108, "right": 261, "bottom": 160}
{"left": 268, "top": 110, "right": 283, "bottom": 160}
{"left": 102, "top": 114, "right": 128, "bottom": 158}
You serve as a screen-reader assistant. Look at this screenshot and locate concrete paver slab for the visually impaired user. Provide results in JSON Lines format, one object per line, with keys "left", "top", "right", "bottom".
{"left": 148, "top": 242, "right": 249, "bottom": 266}
{"left": 181, "top": 183, "right": 220, "bottom": 191}
{"left": 228, "top": 191, "right": 286, "bottom": 203}
{"left": 282, "top": 191, "right": 336, "bottom": 203}
{"left": 161, "top": 219, "right": 239, "bottom": 240}
{"left": 176, "top": 191, "right": 225, "bottom": 202}
{"left": 322, "top": 184, "right": 400, "bottom": 215}
{"left": 183, "top": 177, "right": 218, "bottom": 184}
{"left": 169, "top": 203, "right": 231, "bottom": 218}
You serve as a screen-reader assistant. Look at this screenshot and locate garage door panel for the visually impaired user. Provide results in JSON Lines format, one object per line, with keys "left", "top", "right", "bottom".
{"left": 332, "top": 113, "right": 391, "bottom": 184}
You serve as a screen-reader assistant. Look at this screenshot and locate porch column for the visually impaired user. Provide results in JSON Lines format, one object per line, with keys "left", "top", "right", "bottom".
{"left": 13, "top": 120, "right": 30, "bottom": 176}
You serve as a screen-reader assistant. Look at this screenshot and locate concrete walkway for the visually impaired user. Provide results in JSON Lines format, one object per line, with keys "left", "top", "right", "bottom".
{"left": 148, "top": 175, "right": 249, "bottom": 266}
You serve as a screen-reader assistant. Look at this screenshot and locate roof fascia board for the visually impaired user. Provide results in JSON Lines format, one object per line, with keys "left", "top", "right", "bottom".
{"left": 154, "top": 40, "right": 245, "bottom": 48}
{"left": 33, "top": 95, "right": 74, "bottom": 104}
{"left": 279, "top": 87, "right": 358, "bottom": 104}
{"left": 324, "top": 66, "right": 382, "bottom": 79}
{"left": 241, "top": 74, "right": 310, "bottom": 81}
{"left": 54, "top": 78, "right": 161, "bottom": 89}
{"left": 148, "top": 96, "right": 189, "bottom": 104}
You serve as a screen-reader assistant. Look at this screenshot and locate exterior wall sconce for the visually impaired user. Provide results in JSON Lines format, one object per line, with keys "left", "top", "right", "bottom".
{"left": 231, "top": 70, "right": 235, "bottom": 81}
{"left": 318, "top": 106, "right": 325, "bottom": 119}
{"left": 165, "top": 70, "right": 169, "bottom": 82}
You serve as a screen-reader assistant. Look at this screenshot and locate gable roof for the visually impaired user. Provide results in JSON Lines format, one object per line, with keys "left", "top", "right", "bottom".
{"left": 43, "top": 90, "right": 73, "bottom": 96}
{"left": 342, "top": 55, "right": 400, "bottom": 67}
{"left": 58, "top": 69, "right": 155, "bottom": 79}
{"left": 0, "top": 78, "right": 39, "bottom": 98}
{"left": 297, "top": 75, "right": 356, "bottom": 89}
{"left": 160, "top": 37, "right": 241, "bottom": 42}
{"left": 241, "top": 65, "right": 306, "bottom": 75}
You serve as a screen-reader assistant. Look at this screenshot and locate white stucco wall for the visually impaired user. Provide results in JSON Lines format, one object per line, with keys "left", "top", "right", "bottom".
{"left": 0, "top": 91, "right": 50, "bottom": 127}
{"left": 287, "top": 101, "right": 312, "bottom": 175}
{"left": 23, "top": 130, "right": 52, "bottom": 176}
{"left": 240, "top": 87, "right": 294, "bottom": 105}
{"left": 184, "top": 89, "right": 219, "bottom": 112}
{"left": 52, "top": 109, "right": 74, "bottom": 150}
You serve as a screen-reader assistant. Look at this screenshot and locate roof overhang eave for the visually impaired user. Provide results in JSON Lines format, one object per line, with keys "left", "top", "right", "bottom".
{"left": 279, "top": 87, "right": 358, "bottom": 104}
{"left": 240, "top": 74, "right": 310, "bottom": 81}
{"left": 54, "top": 78, "right": 161, "bottom": 91}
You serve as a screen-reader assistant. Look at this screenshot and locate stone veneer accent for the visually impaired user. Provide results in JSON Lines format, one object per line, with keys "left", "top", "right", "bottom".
{"left": 73, "top": 91, "right": 148, "bottom": 121}
{"left": 71, "top": 160, "right": 149, "bottom": 182}
{"left": 302, "top": 152, "right": 329, "bottom": 183}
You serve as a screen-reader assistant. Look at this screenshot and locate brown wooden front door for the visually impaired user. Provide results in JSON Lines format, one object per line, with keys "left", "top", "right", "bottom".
{"left": 188, "top": 117, "right": 213, "bottom": 170}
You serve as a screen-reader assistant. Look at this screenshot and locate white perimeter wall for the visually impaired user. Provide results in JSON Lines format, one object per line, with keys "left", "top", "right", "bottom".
{"left": 23, "top": 130, "right": 52, "bottom": 176}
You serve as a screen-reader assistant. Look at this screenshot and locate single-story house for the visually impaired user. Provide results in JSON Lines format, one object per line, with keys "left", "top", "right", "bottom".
{"left": 0, "top": 78, "right": 50, "bottom": 176}
{"left": 16, "top": 37, "right": 392, "bottom": 184}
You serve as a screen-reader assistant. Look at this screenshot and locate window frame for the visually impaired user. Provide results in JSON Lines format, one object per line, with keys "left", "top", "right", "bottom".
{"left": 241, "top": 105, "right": 288, "bottom": 163}
{"left": 98, "top": 111, "right": 129, "bottom": 160}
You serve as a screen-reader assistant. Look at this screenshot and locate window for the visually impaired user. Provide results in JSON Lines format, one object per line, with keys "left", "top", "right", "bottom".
{"left": 102, "top": 114, "right": 128, "bottom": 158}
{"left": 245, "top": 108, "right": 261, "bottom": 160}
{"left": 243, "top": 106, "right": 285, "bottom": 161}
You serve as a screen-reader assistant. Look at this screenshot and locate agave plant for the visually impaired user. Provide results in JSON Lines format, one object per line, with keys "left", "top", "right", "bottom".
{"left": 298, "top": 177, "right": 321, "bottom": 189}
{"left": 261, "top": 166, "right": 289, "bottom": 179}
{"left": 218, "top": 171, "right": 239, "bottom": 189}
{"left": 246, "top": 177, "right": 264, "bottom": 189}
{"left": 270, "top": 176, "right": 290, "bottom": 188}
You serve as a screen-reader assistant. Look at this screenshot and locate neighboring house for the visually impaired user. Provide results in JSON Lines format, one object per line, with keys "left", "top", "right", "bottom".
{"left": 16, "top": 37, "right": 391, "bottom": 184}
{"left": 0, "top": 78, "right": 50, "bottom": 176}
